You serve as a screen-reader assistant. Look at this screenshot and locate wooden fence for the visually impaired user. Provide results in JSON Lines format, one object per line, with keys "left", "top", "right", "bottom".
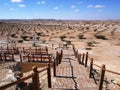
{"left": 20, "top": 54, "right": 52, "bottom": 63}
{"left": 0, "top": 53, "right": 15, "bottom": 61}
{"left": 73, "top": 45, "right": 120, "bottom": 90}
{"left": 23, "top": 47, "right": 48, "bottom": 55}
{"left": 0, "top": 64, "right": 52, "bottom": 90}
{"left": 53, "top": 50, "right": 63, "bottom": 77}
{"left": 0, "top": 49, "right": 63, "bottom": 90}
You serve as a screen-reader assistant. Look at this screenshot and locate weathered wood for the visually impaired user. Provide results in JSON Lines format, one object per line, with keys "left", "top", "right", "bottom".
{"left": 78, "top": 53, "right": 81, "bottom": 64}
{"left": 20, "top": 53, "right": 22, "bottom": 62}
{"left": 82, "top": 53, "right": 85, "bottom": 65}
{"left": 12, "top": 54, "right": 14, "bottom": 61}
{"left": 32, "top": 66, "right": 40, "bottom": 90}
{"left": 56, "top": 51, "right": 59, "bottom": 66}
{"left": 52, "top": 50, "right": 97, "bottom": 90}
{"left": 0, "top": 74, "right": 33, "bottom": 90}
{"left": 89, "top": 58, "right": 93, "bottom": 78}
{"left": 85, "top": 52, "right": 88, "bottom": 67}
{"left": 98, "top": 64, "right": 105, "bottom": 90}
{"left": 47, "top": 63, "right": 52, "bottom": 88}
{"left": 53, "top": 58, "right": 56, "bottom": 77}
{"left": 0, "top": 53, "right": 2, "bottom": 61}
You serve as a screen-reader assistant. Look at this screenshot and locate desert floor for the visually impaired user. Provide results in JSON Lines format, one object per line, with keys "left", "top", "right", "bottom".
{"left": 0, "top": 20, "right": 120, "bottom": 83}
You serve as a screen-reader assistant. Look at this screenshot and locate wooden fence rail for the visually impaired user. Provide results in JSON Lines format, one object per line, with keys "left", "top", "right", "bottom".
{"left": 20, "top": 53, "right": 52, "bottom": 63}
{"left": 73, "top": 46, "right": 120, "bottom": 90}
{"left": 53, "top": 50, "right": 63, "bottom": 77}
{"left": 0, "top": 65, "right": 52, "bottom": 90}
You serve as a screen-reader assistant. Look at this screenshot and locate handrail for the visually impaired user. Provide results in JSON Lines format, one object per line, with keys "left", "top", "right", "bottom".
{"left": 0, "top": 74, "right": 33, "bottom": 90}
{"left": 74, "top": 48, "right": 120, "bottom": 90}
{"left": 93, "top": 63, "right": 101, "bottom": 68}
{"left": 93, "top": 63, "right": 120, "bottom": 76}
{"left": 38, "top": 67, "right": 48, "bottom": 73}
{"left": 105, "top": 69, "right": 120, "bottom": 76}
{"left": 0, "top": 66, "right": 50, "bottom": 90}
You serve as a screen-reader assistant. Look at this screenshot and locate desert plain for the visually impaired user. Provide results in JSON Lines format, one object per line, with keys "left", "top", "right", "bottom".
{"left": 0, "top": 20, "right": 120, "bottom": 89}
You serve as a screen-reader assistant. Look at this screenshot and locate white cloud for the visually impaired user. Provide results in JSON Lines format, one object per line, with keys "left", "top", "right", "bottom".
{"left": 18, "top": 4, "right": 26, "bottom": 8}
{"left": 95, "top": 5, "right": 104, "bottom": 8}
{"left": 53, "top": 7, "right": 59, "bottom": 10}
{"left": 10, "top": 8, "right": 15, "bottom": 11}
{"left": 87, "top": 5, "right": 105, "bottom": 8}
{"left": 87, "top": 5, "right": 94, "bottom": 8}
{"left": 75, "top": 9, "right": 79, "bottom": 12}
{"left": 71, "top": 5, "right": 76, "bottom": 9}
{"left": 37, "top": 1, "right": 46, "bottom": 5}
{"left": 11, "top": 0, "right": 23, "bottom": 3}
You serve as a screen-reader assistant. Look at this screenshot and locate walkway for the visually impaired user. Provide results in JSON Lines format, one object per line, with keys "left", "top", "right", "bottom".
{"left": 52, "top": 49, "right": 97, "bottom": 90}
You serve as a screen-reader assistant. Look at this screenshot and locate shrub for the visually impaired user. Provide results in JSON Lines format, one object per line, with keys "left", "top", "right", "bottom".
{"left": 37, "top": 32, "right": 42, "bottom": 36}
{"left": 18, "top": 40, "right": 23, "bottom": 43}
{"left": 11, "top": 34, "right": 15, "bottom": 37}
{"left": 60, "top": 35, "right": 66, "bottom": 41}
{"left": 95, "top": 35, "right": 108, "bottom": 40}
{"left": 85, "top": 47, "right": 92, "bottom": 50}
{"left": 11, "top": 34, "right": 18, "bottom": 38}
{"left": 78, "top": 34, "right": 86, "bottom": 39}
{"left": 87, "top": 42, "right": 95, "bottom": 47}
{"left": 21, "top": 35, "right": 28, "bottom": 40}
{"left": 66, "top": 41, "right": 71, "bottom": 45}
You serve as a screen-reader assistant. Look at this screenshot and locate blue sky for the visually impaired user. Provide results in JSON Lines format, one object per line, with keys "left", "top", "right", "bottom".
{"left": 0, "top": 0, "right": 120, "bottom": 20}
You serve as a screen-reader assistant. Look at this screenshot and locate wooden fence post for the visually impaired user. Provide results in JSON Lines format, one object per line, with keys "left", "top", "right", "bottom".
{"left": 85, "top": 52, "right": 88, "bottom": 67}
{"left": 23, "top": 47, "right": 25, "bottom": 54}
{"left": 35, "top": 47, "right": 37, "bottom": 54}
{"left": 82, "top": 53, "right": 85, "bottom": 65}
{"left": 47, "top": 63, "right": 52, "bottom": 88}
{"left": 89, "top": 58, "right": 93, "bottom": 78}
{"left": 12, "top": 54, "right": 14, "bottom": 61}
{"left": 72, "top": 45, "right": 75, "bottom": 55}
{"left": 0, "top": 54, "right": 2, "bottom": 61}
{"left": 61, "top": 50, "right": 63, "bottom": 58}
{"left": 76, "top": 50, "right": 78, "bottom": 58}
{"left": 28, "top": 54, "right": 30, "bottom": 62}
{"left": 4, "top": 53, "right": 7, "bottom": 61}
{"left": 56, "top": 51, "right": 59, "bottom": 66}
{"left": 20, "top": 53, "right": 22, "bottom": 62}
{"left": 53, "top": 58, "right": 56, "bottom": 77}
{"left": 32, "top": 66, "right": 40, "bottom": 90}
{"left": 98, "top": 64, "right": 106, "bottom": 90}
{"left": 78, "top": 54, "right": 81, "bottom": 64}
{"left": 46, "top": 46, "right": 48, "bottom": 53}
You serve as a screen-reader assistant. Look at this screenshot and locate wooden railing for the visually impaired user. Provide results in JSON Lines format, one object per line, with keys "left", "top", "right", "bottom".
{"left": 23, "top": 47, "right": 48, "bottom": 55}
{"left": 0, "top": 48, "right": 63, "bottom": 90}
{"left": 0, "top": 64, "right": 52, "bottom": 90}
{"left": 0, "top": 47, "right": 19, "bottom": 54}
{"left": 73, "top": 45, "right": 120, "bottom": 90}
{"left": 0, "top": 53, "right": 15, "bottom": 61}
{"left": 53, "top": 50, "right": 63, "bottom": 77}
{"left": 20, "top": 53, "right": 52, "bottom": 63}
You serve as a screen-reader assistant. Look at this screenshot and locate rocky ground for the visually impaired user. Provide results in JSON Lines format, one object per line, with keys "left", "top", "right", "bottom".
{"left": 0, "top": 20, "right": 120, "bottom": 89}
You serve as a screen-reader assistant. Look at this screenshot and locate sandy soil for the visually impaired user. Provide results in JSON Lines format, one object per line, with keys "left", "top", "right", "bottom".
{"left": 0, "top": 20, "right": 120, "bottom": 89}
